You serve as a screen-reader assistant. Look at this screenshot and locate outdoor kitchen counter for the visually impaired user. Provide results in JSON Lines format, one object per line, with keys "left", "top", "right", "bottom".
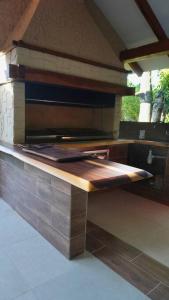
{"left": 0, "top": 141, "right": 152, "bottom": 259}
{"left": 0, "top": 142, "right": 151, "bottom": 192}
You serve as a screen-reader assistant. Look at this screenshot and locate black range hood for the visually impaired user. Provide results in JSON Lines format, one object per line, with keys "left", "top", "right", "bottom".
{"left": 25, "top": 82, "right": 115, "bottom": 108}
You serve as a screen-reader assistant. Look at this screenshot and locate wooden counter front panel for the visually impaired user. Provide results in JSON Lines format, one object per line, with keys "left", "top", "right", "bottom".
{"left": 0, "top": 152, "right": 88, "bottom": 259}
{"left": 109, "top": 144, "right": 128, "bottom": 164}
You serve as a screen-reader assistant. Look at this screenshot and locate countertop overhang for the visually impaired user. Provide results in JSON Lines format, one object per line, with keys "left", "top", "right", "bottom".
{"left": 0, "top": 141, "right": 152, "bottom": 192}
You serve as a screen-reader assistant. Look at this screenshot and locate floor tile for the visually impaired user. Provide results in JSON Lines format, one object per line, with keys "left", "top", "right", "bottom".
{"left": 148, "top": 283, "right": 169, "bottom": 300}
{"left": 0, "top": 251, "right": 29, "bottom": 300}
{"left": 14, "top": 291, "right": 37, "bottom": 300}
{"left": 86, "top": 233, "right": 104, "bottom": 253}
{"left": 0, "top": 198, "right": 14, "bottom": 219}
{"left": 94, "top": 247, "right": 159, "bottom": 294}
{"left": 88, "top": 225, "right": 141, "bottom": 261}
{"left": 142, "top": 227, "right": 169, "bottom": 267}
{"left": 4, "top": 235, "right": 74, "bottom": 289}
{"left": 0, "top": 213, "right": 39, "bottom": 249}
{"left": 88, "top": 188, "right": 169, "bottom": 268}
{"left": 133, "top": 253, "right": 169, "bottom": 286}
{"left": 0, "top": 197, "right": 150, "bottom": 300}
{"left": 32, "top": 254, "right": 150, "bottom": 300}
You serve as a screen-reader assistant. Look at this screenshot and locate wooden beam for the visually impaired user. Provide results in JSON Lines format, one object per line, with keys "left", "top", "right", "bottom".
{"left": 135, "top": 0, "right": 167, "bottom": 40}
{"left": 128, "top": 62, "right": 143, "bottom": 77}
{"left": 12, "top": 40, "right": 130, "bottom": 74}
{"left": 8, "top": 64, "right": 135, "bottom": 96}
{"left": 120, "top": 39, "right": 169, "bottom": 63}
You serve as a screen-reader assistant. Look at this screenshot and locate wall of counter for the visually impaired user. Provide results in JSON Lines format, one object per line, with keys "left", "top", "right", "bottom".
{"left": 0, "top": 141, "right": 151, "bottom": 259}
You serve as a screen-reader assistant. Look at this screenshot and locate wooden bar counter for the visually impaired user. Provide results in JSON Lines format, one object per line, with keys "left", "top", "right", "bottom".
{"left": 0, "top": 142, "right": 151, "bottom": 259}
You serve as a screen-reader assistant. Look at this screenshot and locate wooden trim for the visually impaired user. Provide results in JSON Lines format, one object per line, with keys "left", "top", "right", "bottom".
{"left": 8, "top": 64, "right": 135, "bottom": 96}
{"left": 120, "top": 39, "right": 169, "bottom": 62}
{"left": 135, "top": 0, "right": 167, "bottom": 40}
{"left": 12, "top": 40, "right": 130, "bottom": 74}
{"left": 128, "top": 62, "right": 143, "bottom": 77}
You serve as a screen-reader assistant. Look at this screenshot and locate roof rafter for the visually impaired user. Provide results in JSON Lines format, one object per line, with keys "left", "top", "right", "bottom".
{"left": 135, "top": 0, "right": 167, "bottom": 40}
{"left": 120, "top": 39, "right": 169, "bottom": 62}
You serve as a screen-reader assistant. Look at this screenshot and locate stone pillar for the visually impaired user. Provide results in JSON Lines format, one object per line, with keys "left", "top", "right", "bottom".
{"left": 0, "top": 82, "right": 25, "bottom": 144}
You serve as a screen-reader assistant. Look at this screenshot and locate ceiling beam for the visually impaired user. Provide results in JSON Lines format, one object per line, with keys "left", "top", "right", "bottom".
{"left": 120, "top": 39, "right": 169, "bottom": 63}
{"left": 128, "top": 62, "right": 143, "bottom": 76}
{"left": 135, "top": 0, "right": 167, "bottom": 40}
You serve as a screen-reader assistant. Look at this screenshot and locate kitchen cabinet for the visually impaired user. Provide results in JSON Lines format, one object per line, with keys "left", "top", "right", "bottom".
{"left": 126, "top": 143, "right": 169, "bottom": 203}
{"left": 109, "top": 144, "right": 128, "bottom": 164}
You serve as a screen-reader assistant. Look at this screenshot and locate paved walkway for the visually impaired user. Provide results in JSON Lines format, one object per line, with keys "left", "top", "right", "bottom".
{"left": 0, "top": 199, "right": 149, "bottom": 300}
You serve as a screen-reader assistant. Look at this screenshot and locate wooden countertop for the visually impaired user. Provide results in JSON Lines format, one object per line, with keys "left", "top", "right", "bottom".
{"left": 0, "top": 142, "right": 152, "bottom": 192}
{"left": 60, "top": 139, "right": 169, "bottom": 150}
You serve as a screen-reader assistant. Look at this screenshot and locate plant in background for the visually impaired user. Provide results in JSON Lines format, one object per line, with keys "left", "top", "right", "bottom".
{"left": 121, "top": 69, "right": 169, "bottom": 123}
{"left": 153, "top": 70, "right": 169, "bottom": 122}
{"left": 121, "top": 82, "right": 140, "bottom": 121}
{"left": 121, "top": 95, "right": 140, "bottom": 121}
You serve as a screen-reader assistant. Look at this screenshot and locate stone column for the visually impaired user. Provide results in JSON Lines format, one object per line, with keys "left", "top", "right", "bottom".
{"left": 0, "top": 82, "right": 25, "bottom": 144}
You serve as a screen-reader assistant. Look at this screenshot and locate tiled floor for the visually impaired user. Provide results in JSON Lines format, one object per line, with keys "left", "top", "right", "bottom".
{"left": 0, "top": 198, "right": 149, "bottom": 300}
{"left": 86, "top": 221, "right": 169, "bottom": 299}
{"left": 88, "top": 188, "right": 169, "bottom": 267}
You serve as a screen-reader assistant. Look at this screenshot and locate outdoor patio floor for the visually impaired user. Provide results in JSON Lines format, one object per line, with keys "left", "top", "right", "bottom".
{"left": 0, "top": 198, "right": 149, "bottom": 300}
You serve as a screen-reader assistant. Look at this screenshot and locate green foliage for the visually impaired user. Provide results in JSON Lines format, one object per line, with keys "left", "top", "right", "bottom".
{"left": 154, "top": 70, "right": 169, "bottom": 122}
{"left": 158, "top": 70, "right": 169, "bottom": 103}
{"left": 121, "top": 95, "right": 140, "bottom": 121}
{"left": 122, "top": 70, "right": 169, "bottom": 123}
{"left": 121, "top": 81, "right": 140, "bottom": 121}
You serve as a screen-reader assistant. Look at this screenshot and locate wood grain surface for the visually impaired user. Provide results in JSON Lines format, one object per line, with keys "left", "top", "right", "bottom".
{"left": 0, "top": 142, "right": 152, "bottom": 192}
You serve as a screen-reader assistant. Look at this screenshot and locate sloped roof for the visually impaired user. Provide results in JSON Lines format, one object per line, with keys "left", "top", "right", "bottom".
{"left": 94, "top": 0, "right": 169, "bottom": 72}
{"left": 1, "top": 0, "right": 169, "bottom": 73}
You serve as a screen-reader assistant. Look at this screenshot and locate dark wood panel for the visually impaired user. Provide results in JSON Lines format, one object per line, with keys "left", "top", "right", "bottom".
{"left": 86, "top": 220, "right": 98, "bottom": 233}
{"left": 8, "top": 64, "right": 135, "bottom": 96}
{"left": 120, "top": 39, "right": 169, "bottom": 63}
{"left": 13, "top": 40, "right": 130, "bottom": 74}
{"left": 109, "top": 144, "right": 128, "bottom": 164}
{"left": 133, "top": 254, "right": 169, "bottom": 286}
{"left": 86, "top": 234, "right": 104, "bottom": 253}
{"left": 0, "top": 152, "right": 88, "bottom": 259}
{"left": 89, "top": 225, "right": 141, "bottom": 261}
{"left": 37, "top": 178, "right": 71, "bottom": 215}
{"left": 128, "top": 62, "right": 143, "bottom": 76}
{"left": 94, "top": 247, "right": 159, "bottom": 294}
{"left": 149, "top": 284, "right": 169, "bottom": 300}
{"left": 70, "top": 187, "right": 89, "bottom": 218}
{"left": 135, "top": 0, "right": 167, "bottom": 40}
{"left": 87, "top": 221, "right": 169, "bottom": 297}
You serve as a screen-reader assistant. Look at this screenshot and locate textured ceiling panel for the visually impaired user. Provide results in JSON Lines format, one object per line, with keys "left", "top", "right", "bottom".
{"left": 148, "top": 0, "right": 169, "bottom": 37}
{"left": 94, "top": 0, "right": 157, "bottom": 48}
